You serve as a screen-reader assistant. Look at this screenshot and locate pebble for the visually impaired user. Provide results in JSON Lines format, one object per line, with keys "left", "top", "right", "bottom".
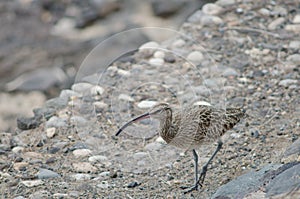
{"left": 187, "top": 51, "right": 204, "bottom": 65}
{"left": 59, "top": 89, "right": 82, "bottom": 99}
{"left": 222, "top": 68, "right": 239, "bottom": 77}
{"left": 37, "top": 168, "right": 60, "bottom": 179}
{"left": 13, "top": 162, "right": 28, "bottom": 171}
{"left": 156, "top": 136, "right": 166, "bottom": 144}
{"left": 97, "top": 181, "right": 109, "bottom": 189}
{"left": 21, "top": 180, "right": 44, "bottom": 187}
{"left": 99, "top": 171, "right": 110, "bottom": 178}
{"left": 88, "top": 155, "right": 108, "bottom": 163}
{"left": 73, "top": 149, "right": 92, "bottom": 158}
{"left": 145, "top": 142, "right": 164, "bottom": 151}
{"left": 202, "top": 3, "right": 223, "bottom": 15}
{"left": 172, "top": 39, "right": 185, "bottom": 47}
{"left": 292, "top": 14, "right": 300, "bottom": 23}
{"left": 12, "top": 146, "right": 24, "bottom": 153}
{"left": 286, "top": 54, "right": 300, "bottom": 65}
{"left": 46, "top": 127, "right": 56, "bottom": 138}
{"left": 90, "top": 85, "right": 104, "bottom": 95}
{"left": 53, "top": 193, "right": 68, "bottom": 198}
{"left": 153, "top": 51, "right": 165, "bottom": 58}
{"left": 149, "top": 58, "right": 164, "bottom": 66}
{"left": 70, "top": 116, "right": 87, "bottom": 127}
{"left": 71, "top": 82, "right": 93, "bottom": 94}
{"left": 139, "top": 41, "right": 159, "bottom": 50}
{"left": 118, "top": 94, "right": 135, "bottom": 102}
{"left": 258, "top": 8, "right": 271, "bottom": 16}
{"left": 94, "top": 101, "right": 108, "bottom": 110}
{"left": 117, "top": 69, "right": 131, "bottom": 77}
{"left": 45, "top": 97, "right": 68, "bottom": 109}
{"left": 46, "top": 116, "right": 67, "bottom": 128}
{"left": 137, "top": 100, "right": 157, "bottom": 109}
{"left": 268, "top": 17, "right": 285, "bottom": 30}
{"left": 201, "top": 15, "right": 223, "bottom": 26}
{"left": 133, "top": 152, "right": 148, "bottom": 159}
{"left": 17, "top": 116, "right": 42, "bottom": 130}
{"left": 72, "top": 162, "right": 97, "bottom": 173}
{"left": 288, "top": 41, "right": 300, "bottom": 49}
{"left": 216, "top": 0, "right": 235, "bottom": 6}
{"left": 71, "top": 173, "right": 92, "bottom": 181}
{"left": 13, "top": 196, "right": 25, "bottom": 199}
{"left": 278, "top": 79, "right": 298, "bottom": 87}
{"left": 285, "top": 24, "right": 300, "bottom": 33}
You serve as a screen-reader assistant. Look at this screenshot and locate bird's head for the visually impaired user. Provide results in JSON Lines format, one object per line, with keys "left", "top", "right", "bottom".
{"left": 115, "top": 103, "right": 171, "bottom": 136}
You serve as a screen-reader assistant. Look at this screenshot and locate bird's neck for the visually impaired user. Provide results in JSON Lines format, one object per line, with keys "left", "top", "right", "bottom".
{"left": 159, "top": 110, "right": 175, "bottom": 143}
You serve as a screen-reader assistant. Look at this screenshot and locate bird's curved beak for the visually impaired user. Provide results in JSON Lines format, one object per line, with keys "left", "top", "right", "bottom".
{"left": 115, "top": 112, "right": 150, "bottom": 136}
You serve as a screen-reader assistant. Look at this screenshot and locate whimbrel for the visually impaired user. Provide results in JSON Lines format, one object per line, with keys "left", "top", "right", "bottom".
{"left": 116, "top": 103, "right": 245, "bottom": 193}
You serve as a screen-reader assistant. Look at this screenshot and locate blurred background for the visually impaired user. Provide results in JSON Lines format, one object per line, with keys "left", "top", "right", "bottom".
{"left": 0, "top": 0, "right": 215, "bottom": 132}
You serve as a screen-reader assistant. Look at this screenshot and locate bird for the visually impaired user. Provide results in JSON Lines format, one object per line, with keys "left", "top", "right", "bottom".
{"left": 115, "top": 102, "right": 245, "bottom": 193}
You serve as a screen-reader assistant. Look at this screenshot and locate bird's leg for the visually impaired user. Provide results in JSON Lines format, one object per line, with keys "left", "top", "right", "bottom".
{"left": 197, "top": 140, "right": 223, "bottom": 186}
{"left": 183, "top": 149, "right": 199, "bottom": 194}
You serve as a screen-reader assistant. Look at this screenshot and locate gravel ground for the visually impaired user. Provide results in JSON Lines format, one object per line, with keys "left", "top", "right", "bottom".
{"left": 1, "top": 0, "right": 299, "bottom": 198}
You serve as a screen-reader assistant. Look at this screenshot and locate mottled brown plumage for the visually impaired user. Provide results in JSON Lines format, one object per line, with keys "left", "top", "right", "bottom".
{"left": 116, "top": 103, "right": 245, "bottom": 193}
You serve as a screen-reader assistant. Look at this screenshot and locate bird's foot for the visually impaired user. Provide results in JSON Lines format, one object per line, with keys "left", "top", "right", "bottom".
{"left": 182, "top": 183, "right": 202, "bottom": 194}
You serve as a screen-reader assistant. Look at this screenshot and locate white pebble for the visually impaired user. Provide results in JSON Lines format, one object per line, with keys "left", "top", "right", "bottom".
{"left": 153, "top": 51, "right": 165, "bottom": 59}
{"left": 71, "top": 82, "right": 93, "bottom": 93}
{"left": 12, "top": 146, "right": 24, "bottom": 153}
{"left": 202, "top": 3, "right": 223, "bottom": 15}
{"left": 292, "top": 15, "right": 300, "bottom": 23}
{"left": 21, "top": 180, "right": 43, "bottom": 188}
{"left": 289, "top": 41, "right": 300, "bottom": 49}
{"left": 149, "top": 58, "right": 164, "bottom": 66}
{"left": 216, "top": 0, "right": 235, "bottom": 6}
{"left": 172, "top": 39, "right": 186, "bottom": 47}
{"left": 94, "top": 101, "right": 108, "bottom": 109}
{"left": 137, "top": 100, "right": 157, "bottom": 109}
{"left": 118, "top": 94, "right": 135, "bottom": 102}
{"left": 73, "top": 149, "right": 92, "bottom": 158}
{"left": 71, "top": 174, "right": 91, "bottom": 181}
{"left": 187, "top": 51, "right": 204, "bottom": 64}
{"left": 46, "top": 127, "right": 56, "bottom": 138}
{"left": 88, "top": 155, "right": 108, "bottom": 163}
{"left": 156, "top": 136, "right": 167, "bottom": 144}
{"left": 117, "top": 69, "right": 131, "bottom": 77}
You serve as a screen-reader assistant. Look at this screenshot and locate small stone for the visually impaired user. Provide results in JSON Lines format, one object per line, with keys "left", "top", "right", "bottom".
{"left": 137, "top": 100, "right": 157, "bottom": 109}
{"left": 288, "top": 41, "right": 300, "bottom": 49}
{"left": 13, "top": 196, "right": 26, "bottom": 199}
{"left": 90, "top": 85, "right": 104, "bottom": 95}
{"left": 202, "top": 3, "right": 223, "bottom": 15}
{"left": 286, "top": 54, "right": 300, "bottom": 65}
{"left": 21, "top": 180, "right": 43, "bottom": 187}
{"left": 12, "top": 146, "right": 24, "bottom": 153}
{"left": 118, "top": 94, "right": 135, "bottom": 102}
{"left": 94, "top": 101, "right": 108, "bottom": 110}
{"left": 53, "top": 193, "right": 68, "bottom": 198}
{"left": 139, "top": 41, "right": 159, "bottom": 50}
{"left": 149, "top": 58, "right": 164, "bottom": 66}
{"left": 278, "top": 79, "right": 298, "bottom": 87}
{"left": 46, "top": 127, "right": 56, "bottom": 138}
{"left": 37, "top": 168, "right": 60, "bottom": 179}
{"left": 88, "top": 155, "right": 108, "bottom": 163}
{"left": 164, "top": 54, "right": 176, "bottom": 63}
{"left": 97, "top": 181, "right": 109, "bottom": 189}
{"left": 17, "top": 116, "right": 42, "bottom": 130}
{"left": 268, "top": 17, "right": 285, "bottom": 30}
{"left": 71, "top": 173, "right": 92, "bottom": 181}
{"left": 154, "top": 51, "right": 165, "bottom": 58}
{"left": 59, "top": 89, "right": 82, "bottom": 99}
{"left": 73, "top": 149, "right": 92, "bottom": 158}
{"left": 70, "top": 116, "right": 87, "bottom": 127}
{"left": 187, "top": 51, "right": 204, "bottom": 65}
{"left": 117, "top": 69, "right": 131, "bottom": 77}
{"left": 133, "top": 152, "right": 148, "bottom": 159}
{"left": 127, "top": 181, "right": 140, "bottom": 188}
{"left": 292, "top": 15, "right": 300, "bottom": 23}
{"left": 13, "top": 162, "right": 28, "bottom": 171}
{"left": 99, "top": 171, "right": 110, "bottom": 178}
{"left": 258, "top": 8, "right": 271, "bottom": 16}
{"left": 172, "top": 39, "right": 185, "bottom": 47}
{"left": 222, "top": 68, "right": 239, "bottom": 77}
{"left": 193, "top": 101, "right": 212, "bottom": 106}
{"left": 201, "top": 15, "right": 223, "bottom": 26}
{"left": 72, "top": 82, "right": 94, "bottom": 94}
{"left": 46, "top": 116, "right": 67, "bottom": 128}
{"left": 285, "top": 24, "right": 300, "bottom": 33}
{"left": 45, "top": 97, "right": 68, "bottom": 109}
{"left": 72, "top": 162, "right": 97, "bottom": 173}
{"left": 216, "top": 0, "right": 235, "bottom": 6}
